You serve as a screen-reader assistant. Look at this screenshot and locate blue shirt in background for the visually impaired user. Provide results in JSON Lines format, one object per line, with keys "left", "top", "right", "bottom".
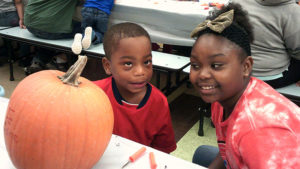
{"left": 84, "top": 0, "right": 114, "bottom": 15}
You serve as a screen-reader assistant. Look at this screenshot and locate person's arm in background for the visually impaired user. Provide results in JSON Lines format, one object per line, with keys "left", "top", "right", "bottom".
{"left": 208, "top": 153, "right": 226, "bottom": 169}
{"left": 14, "top": 0, "right": 26, "bottom": 29}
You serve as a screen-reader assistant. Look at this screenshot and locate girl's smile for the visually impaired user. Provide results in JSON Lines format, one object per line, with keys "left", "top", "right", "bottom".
{"left": 196, "top": 83, "right": 219, "bottom": 95}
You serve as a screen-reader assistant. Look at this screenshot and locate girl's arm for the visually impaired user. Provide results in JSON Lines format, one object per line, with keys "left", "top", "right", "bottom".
{"left": 208, "top": 153, "right": 226, "bottom": 169}
{"left": 14, "top": 0, "right": 26, "bottom": 29}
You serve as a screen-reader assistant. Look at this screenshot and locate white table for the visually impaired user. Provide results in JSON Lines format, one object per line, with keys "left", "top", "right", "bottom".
{"left": 276, "top": 83, "right": 300, "bottom": 97}
{"left": 0, "top": 27, "right": 75, "bottom": 54}
{"left": 275, "top": 83, "right": 300, "bottom": 106}
{"left": 110, "top": 0, "right": 230, "bottom": 46}
{"left": 0, "top": 27, "right": 190, "bottom": 70}
{"left": 0, "top": 97, "right": 206, "bottom": 169}
{"left": 88, "top": 41, "right": 191, "bottom": 71}
{"left": 183, "top": 65, "right": 191, "bottom": 74}
{"left": 0, "top": 27, "right": 190, "bottom": 95}
{"left": 0, "top": 27, "right": 188, "bottom": 68}
{"left": 0, "top": 26, "right": 10, "bottom": 30}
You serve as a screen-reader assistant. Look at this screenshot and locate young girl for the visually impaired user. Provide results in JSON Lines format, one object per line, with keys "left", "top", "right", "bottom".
{"left": 190, "top": 3, "right": 300, "bottom": 169}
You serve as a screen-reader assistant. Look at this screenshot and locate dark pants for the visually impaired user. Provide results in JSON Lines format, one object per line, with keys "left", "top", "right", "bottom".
{"left": 265, "top": 58, "right": 300, "bottom": 88}
{"left": 0, "top": 11, "right": 19, "bottom": 27}
{"left": 81, "top": 7, "right": 109, "bottom": 44}
{"left": 192, "top": 145, "right": 219, "bottom": 168}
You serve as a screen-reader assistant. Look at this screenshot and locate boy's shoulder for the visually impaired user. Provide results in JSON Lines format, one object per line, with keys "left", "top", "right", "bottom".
{"left": 93, "top": 76, "right": 112, "bottom": 89}
{"left": 146, "top": 84, "right": 170, "bottom": 110}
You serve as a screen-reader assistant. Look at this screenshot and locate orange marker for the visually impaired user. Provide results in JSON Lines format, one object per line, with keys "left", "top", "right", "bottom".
{"left": 216, "top": 3, "right": 224, "bottom": 9}
{"left": 149, "top": 152, "right": 157, "bottom": 169}
{"left": 122, "top": 147, "right": 146, "bottom": 168}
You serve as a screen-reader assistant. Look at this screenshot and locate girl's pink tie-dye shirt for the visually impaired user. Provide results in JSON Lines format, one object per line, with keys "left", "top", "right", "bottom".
{"left": 212, "top": 77, "right": 300, "bottom": 169}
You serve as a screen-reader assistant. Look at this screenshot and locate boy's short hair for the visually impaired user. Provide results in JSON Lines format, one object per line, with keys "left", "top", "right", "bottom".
{"left": 103, "top": 22, "right": 151, "bottom": 60}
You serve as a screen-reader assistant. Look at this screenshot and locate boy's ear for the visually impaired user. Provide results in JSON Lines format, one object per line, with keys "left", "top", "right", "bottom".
{"left": 243, "top": 56, "right": 253, "bottom": 77}
{"left": 102, "top": 57, "right": 112, "bottom": 75}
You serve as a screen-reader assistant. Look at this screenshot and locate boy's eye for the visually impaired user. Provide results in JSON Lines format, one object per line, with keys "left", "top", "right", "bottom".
{"left": 124, "top": 62, "right": 132, "bottom": 67}
{"left": 144, "top": 60, "right": 152, "bottom": 65}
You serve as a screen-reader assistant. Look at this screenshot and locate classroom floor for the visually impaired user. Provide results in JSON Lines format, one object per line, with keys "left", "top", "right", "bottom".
{"left": 0, "top": 56, "right": 217, "bottom": 162}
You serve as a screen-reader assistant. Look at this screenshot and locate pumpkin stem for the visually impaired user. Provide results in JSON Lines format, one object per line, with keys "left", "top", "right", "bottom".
{"left": 58, "top": 55, "right": 88, "bottom": 87}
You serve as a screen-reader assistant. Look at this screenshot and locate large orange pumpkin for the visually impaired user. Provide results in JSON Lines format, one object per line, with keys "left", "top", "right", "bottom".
{"left": 4, "top": 55, "right": 114, "bottom": 169}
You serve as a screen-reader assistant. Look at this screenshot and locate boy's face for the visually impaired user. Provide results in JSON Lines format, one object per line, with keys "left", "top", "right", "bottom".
{"left": 103, "top": 36, "right": 153, "bottom": 97}
{"left": 189, "top": 34, "right": 252, "bottom": 107}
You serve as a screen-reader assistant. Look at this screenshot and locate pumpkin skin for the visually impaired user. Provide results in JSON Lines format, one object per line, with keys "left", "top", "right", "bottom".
{"left": 4, "top": 70, "right": 114, "bottom": 169}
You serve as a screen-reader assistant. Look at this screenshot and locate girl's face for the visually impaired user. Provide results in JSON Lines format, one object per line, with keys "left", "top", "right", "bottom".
{"left": 189, "top": 34, "right": 252, "bottom": 109}
{"left": 103, "top": 36, "right": 153, "bottom": 100}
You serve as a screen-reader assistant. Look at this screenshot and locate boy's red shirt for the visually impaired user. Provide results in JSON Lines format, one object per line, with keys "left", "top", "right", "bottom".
{"left": 212, "top": 77, "right": 300, "bottom": 169}
{"left": 94, "top": 77, "right": 177, "bottom": 153}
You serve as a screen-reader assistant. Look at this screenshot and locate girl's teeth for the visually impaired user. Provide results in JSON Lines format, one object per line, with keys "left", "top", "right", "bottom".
{"left": 202, "top": 86, "right": 214, "bottom": 89}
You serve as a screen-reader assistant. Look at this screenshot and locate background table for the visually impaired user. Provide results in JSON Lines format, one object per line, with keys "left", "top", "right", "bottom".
{"left": 0, "top": 26, "right": 10, "bottom": 30}
{"left": 0, "top": 97, "right": 206, "bottom": 169}
{"left": 110, "top": 0, "right": 229, "bottom": 46}
{"left": 0, "top": 27, "right": 190, "bottom": 95}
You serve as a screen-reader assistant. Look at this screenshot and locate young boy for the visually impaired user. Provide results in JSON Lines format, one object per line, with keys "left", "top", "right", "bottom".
{"left": 190, "top": 3, "right": 300, "bottom": 169}
{"left": 94, "top": 22, "right": 177, "bottom": 153}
